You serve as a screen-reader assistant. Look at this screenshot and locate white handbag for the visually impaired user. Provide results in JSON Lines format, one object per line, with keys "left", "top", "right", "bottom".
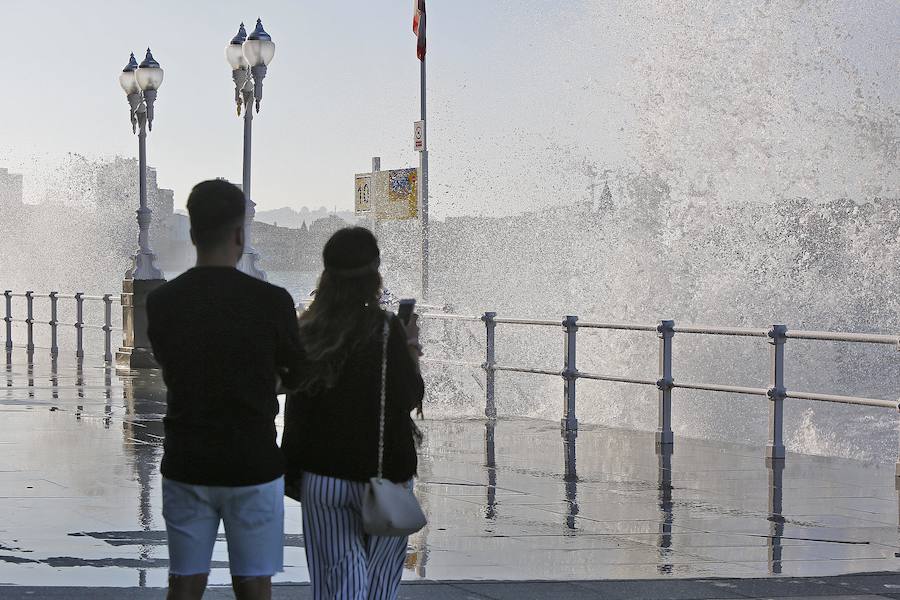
{"left": 361, "top": 315, "right": 427, "bottom": 537}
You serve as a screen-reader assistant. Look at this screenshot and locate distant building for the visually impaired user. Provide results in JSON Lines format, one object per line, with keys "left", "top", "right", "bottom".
{"left": 308, "top": 214, "right": 347, "bottom": 237}
{"left": 597, "top": 182, "right": 613, "bottom": 211}
{"left": 95, "top": 157, "right": 174, "bottom": 237}
{"left": 248, "top": 213, "right": 354, "bottom": 271}
{"left": 0, "top": 168, "right": 23, "bottom": 208}
{"left": 256, "top": 206, "right": 358, "bottom": 229}
{"left": 156, "top": 213, "right": 194, "bottom": 272}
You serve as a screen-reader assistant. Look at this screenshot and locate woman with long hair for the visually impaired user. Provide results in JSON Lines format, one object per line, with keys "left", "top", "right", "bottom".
{"left": 282, "top": 227, "right": 424, "bottom": 600}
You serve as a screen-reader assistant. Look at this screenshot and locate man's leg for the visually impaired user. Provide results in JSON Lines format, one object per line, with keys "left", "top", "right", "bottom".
{"left": 163, "top": 478, "right": 220, "bottom": 600}
{"left": 167, "top": 574, "right": 209, "bottom": 600}
{"left": 231, "top": 575, "right": 272, "bottom": 600}
{"left": 222, "top": 477, "right": 285, "bottom": 600}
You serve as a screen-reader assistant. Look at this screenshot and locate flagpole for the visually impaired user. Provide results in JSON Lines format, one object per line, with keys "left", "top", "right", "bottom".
{"left": 419, "top": 55, "right": 429, "bottom": 301}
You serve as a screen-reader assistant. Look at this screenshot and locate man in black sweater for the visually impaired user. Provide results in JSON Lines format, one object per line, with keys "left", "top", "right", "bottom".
{"left": 147, "top": 179, "right": 302, "bottom": 600}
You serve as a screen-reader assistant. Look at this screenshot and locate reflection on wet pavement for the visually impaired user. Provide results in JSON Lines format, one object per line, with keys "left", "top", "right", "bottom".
{"left": 1, "top": 353, "right": 899, "bottom": 586}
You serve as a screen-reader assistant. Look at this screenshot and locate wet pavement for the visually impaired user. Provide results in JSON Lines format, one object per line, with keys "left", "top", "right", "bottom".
{"left": 5, "top": 574, "right": 900, "bottom": 599}
{"left": 1, "top": 353, "right": 899, "bottom": 589}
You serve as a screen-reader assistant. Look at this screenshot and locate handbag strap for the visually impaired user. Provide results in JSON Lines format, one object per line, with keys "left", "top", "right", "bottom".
{"left": 376, "top": 313, "right": 391, "bottom": 481}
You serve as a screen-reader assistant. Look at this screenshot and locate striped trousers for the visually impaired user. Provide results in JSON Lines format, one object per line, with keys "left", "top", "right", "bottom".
{"left": 301, "top": 472, "right": 408, "bottom": 600}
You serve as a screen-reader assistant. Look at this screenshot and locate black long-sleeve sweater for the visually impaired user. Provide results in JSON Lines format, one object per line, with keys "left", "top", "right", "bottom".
{"left": 282, "top": 313, "right": 424, "bottom": 484}
{"left": 147, "top": 266, "right": 304, "bottom": 487}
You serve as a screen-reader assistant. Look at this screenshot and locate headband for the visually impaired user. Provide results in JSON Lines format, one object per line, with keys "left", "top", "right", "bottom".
{"left": 325, "top": 257, "right": 381, "bottom": 278}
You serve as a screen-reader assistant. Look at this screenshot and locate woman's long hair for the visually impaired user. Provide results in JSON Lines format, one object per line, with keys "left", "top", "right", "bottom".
{"left": 297, "top": 228, "right": 384, "bottom": 394}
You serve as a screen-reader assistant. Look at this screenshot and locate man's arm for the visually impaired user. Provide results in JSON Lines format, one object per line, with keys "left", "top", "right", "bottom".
{"left": 145, "top": 291, "right": 164, "bottom": 366}
{"left": 275, "top": 289, "right": 304, "bottom": 391}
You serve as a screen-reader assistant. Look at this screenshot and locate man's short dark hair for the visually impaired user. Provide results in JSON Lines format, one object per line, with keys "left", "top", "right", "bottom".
{"left": 186, "top": 179, "right": 246, "bottom": 247}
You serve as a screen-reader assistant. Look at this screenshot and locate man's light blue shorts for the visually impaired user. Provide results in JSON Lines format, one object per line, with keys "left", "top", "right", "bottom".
{"left": 162, "top": 476, "right": 284, "bottom": 577}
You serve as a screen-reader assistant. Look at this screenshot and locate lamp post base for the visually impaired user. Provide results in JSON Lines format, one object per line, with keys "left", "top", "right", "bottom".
{"left": 133, "top": 251, "right": 164, "bottom": 281}
{"left": 117, "top": 277, "right": 165, "bottom": 370}
{"left": 238, "top": 250, "right": 267, "bottom": 281}
{"left": 117, "top": 346, "right": 159, "bottom": 369}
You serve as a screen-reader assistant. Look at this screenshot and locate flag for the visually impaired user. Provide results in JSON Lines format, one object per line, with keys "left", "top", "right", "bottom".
{"left": 413, "top": 0, "right": 426, "bottom": 60}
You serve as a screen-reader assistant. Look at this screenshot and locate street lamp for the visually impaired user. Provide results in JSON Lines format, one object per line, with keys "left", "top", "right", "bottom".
{"left": 119, "top": 48, "right": 164, "bottom": 281}
{"left": 226, "top": 18, "right": 275, "bottom": 280}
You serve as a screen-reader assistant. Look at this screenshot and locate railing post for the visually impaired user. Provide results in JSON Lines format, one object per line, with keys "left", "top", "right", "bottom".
{"left": 563, "top": 427, "right": 579, "bottom": 530}
{"left": 896, "top": 402, "right": 900, "bottom": 486}
{"left": 482, "top": 311, "right": 497, "bottom": 419}
{"left": 561, "top": 315, "right": 579, "bottom": 433}
{"left": 896, "top": 338, "right": 900, "bottom": 485}
{"left": 3, "top": 291, "right": 11, "bottom": 354}
{"left": 656, "top": 319, "right": 675, "bottom": 447}
{"left": 768, "top": 457, "right": 785, "bottom": 574}
{"left": 657, "top": 443, "right": 674, "bottom": 561}
{"left": 102, "top": 294, "right": 113, "bottom": 363}
{"left": 767, "top": 324, "right": 788, "bottom": 461}
{"left": 24, "top": 291, "right": 34, "bottom": 356}
{"left": 49, "top": 292, "right": 59, "bottom": 359}
{"left": 484, "top": 422, "right": 497, "bottom": 520}
{"left": 74, "top": 293, "right": 84, "bottom": 359}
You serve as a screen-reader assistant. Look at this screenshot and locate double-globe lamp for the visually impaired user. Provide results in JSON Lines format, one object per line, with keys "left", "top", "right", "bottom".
{"left": 225, "top": 19, "right": 276, "bottom": 280}
{"left": 226, "top": 19, "right": 276, "bottom": 113}
{"left": 118, "top": 48, "right": 164, "bottom": 281}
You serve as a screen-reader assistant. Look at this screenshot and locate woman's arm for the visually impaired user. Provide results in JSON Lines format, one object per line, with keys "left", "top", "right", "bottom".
{"left": 388, "top": 314, "right": 425, "bottom": 414}
{"left": 402, "top": 313, "right": 423, "bottom": 371}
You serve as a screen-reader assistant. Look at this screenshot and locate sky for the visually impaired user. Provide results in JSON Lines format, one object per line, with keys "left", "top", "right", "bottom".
{"left": 0, "top": 1, "right": 897, "bottom": 217}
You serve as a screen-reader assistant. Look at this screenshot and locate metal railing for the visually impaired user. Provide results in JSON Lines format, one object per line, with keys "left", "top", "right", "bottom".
{"left": 419, "top": 311, "right": 900, "bottom": 470}
{"left": 4, "top": 290, "right": 125, "bottom": 362}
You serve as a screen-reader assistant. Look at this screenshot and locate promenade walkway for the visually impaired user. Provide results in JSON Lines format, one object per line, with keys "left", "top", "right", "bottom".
{"left": 1, "top": 355, "right": 898, "bottom": 594}
{"left": 3, "top": 573, "right": 900, "bottom": 599}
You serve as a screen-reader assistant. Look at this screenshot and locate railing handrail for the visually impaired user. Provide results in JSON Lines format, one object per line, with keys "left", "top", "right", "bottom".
{"left": 420, "top": 311, "right": 900, "bottom": 346}
{"left": 419, "top": 312, "right": 482, "bottom": 322}
{"left": 2, "top": 292, "right": 122, "bottom": 303}
{"left": 4, "top": 289, "right": 120, "bottom": 362}
{"left": 494, "top": 317, "right": 562, "bottom": 327}
{"left": 785, "top": 390, "right": 898, "bottom": 410}
{"left": 673, "top": 324, "right": 769, "bottom": 337}
{"left": 579, "top": 321, "right": 660, "bottom": 332}
{"left": 673, "top": 381, "right": 769, "bottom": 397}
{"left": 418, "top": 309, "right": 900, "bottom": 479}
{"left": 786, "top": 330, "right": 899, "bottom": 345}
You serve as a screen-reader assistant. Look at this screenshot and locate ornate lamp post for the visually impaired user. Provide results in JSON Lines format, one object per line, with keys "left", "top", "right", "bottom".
{"left": 226, "top": 19, "right": 276, "bottom": 280}
{"left": 119, "top": 49, "right": 164, "bottom": 280}
{"left": 117, "top": 49, "right": 165, "bottom": 369}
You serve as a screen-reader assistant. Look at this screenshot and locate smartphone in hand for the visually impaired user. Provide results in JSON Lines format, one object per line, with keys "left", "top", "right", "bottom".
{"left": 397, "top": 298, "right": 416, "bottom": 325}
